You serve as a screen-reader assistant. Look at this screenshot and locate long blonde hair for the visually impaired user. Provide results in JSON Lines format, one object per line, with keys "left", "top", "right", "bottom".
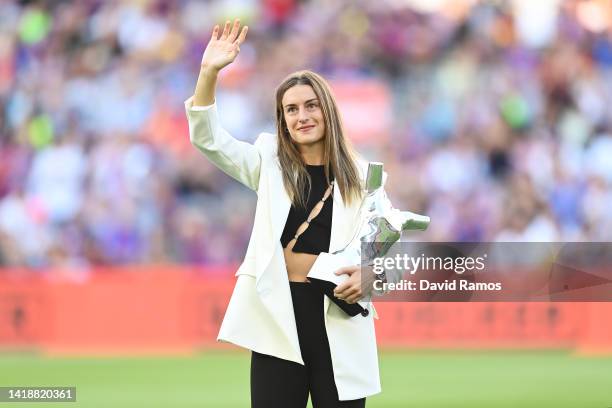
{"left": 275, "top": 70, "right": 363, "bottom": 208}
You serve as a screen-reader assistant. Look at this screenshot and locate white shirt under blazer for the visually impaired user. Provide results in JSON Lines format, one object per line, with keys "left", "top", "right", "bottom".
{"left": 185, "top": 96, "right": 398, "bottom": 400}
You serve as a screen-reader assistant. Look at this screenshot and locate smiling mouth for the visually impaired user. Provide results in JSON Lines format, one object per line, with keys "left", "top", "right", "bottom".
{"left": 298, "top": 125, "right": 315, "bottom": 131}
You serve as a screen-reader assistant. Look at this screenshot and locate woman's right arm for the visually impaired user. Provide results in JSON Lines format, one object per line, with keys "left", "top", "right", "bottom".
{"left": 186, "top": 20, "right": 263, "bottom": 191}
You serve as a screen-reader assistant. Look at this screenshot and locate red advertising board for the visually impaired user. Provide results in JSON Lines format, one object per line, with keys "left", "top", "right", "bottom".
{"left": 0, "top": 267, "right": 610, "bottom": 355}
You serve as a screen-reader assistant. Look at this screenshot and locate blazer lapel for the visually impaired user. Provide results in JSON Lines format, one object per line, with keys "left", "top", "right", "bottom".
{"left": 250, "top": 161, "right": 290, "bottom": 282}
{"left": 329, "top": 180, "right": 363, "bottom": 254}
{"left": 269, "top": 163, "right": 292, "bottom": 241}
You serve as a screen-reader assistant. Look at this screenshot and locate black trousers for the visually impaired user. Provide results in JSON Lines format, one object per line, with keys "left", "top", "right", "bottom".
{"left": 251, "top": 281, "right": 366, "bottom": 408}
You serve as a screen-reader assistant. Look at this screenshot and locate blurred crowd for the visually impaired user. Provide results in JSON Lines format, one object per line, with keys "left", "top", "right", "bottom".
{"left": 0, "top": 0, "right": 611, "bottom": 269}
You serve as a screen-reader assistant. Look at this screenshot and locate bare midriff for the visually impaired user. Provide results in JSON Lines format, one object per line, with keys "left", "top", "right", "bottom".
{"left": 284, "top": 239, "right": 318, "bottom": 282}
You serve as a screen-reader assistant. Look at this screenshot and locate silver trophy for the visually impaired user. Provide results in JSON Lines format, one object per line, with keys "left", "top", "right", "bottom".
{"left": 307, "top": 162, "right": 430, "bottom": 303}
{"left": 334, "top": 162, "right": 430, "bottom": 265}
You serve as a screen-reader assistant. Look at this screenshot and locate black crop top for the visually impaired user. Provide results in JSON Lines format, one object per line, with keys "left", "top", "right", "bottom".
{"left": 280, "top": 165, "right": 333, "bottom": 255}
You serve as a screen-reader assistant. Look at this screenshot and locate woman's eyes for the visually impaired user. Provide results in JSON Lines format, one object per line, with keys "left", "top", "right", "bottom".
{"left": 286, "top": 103, "right": 319, "bottom": 114}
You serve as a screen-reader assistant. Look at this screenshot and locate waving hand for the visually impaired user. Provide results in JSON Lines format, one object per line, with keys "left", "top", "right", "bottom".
{"left": 201, "top": 19, "right": 248, "bottom": 72}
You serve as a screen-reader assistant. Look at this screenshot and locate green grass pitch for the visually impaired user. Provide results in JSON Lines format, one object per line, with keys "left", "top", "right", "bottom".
{"left": 1, "top": 350, "right": 611, "bottom": 407}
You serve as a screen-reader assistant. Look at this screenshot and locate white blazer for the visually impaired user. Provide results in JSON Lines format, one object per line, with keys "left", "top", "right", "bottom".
{"left": 185, "top": 97, "right": 387, "bottom": 400}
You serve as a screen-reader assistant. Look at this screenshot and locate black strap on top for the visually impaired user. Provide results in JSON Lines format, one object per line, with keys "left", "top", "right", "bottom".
{"left": 286, "top": 182, "right": 333, "bottom": 249}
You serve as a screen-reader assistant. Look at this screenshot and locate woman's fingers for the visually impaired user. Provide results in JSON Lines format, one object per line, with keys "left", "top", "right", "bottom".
{"left": 334, "top": 265, "right": 358, "bottom": 276}
{"left": 210, "top": 25, "right": 219, "bottom": 41}
{"left": 345, "top": 285, "right": 363, "bottom": 303}
{"left": 336, "top": 284, "right": 361, "bottom": 301}
{"left": 345, "top": 293, "right": 362, "bottom": 304}
{"left": 344, "top": 293, "right": 362, "bottom": 304}
{"left": 228, "top": 19, "right": 241, "bottom": 42}
{"left": 220, "top": 20, "right": 231, "bottom": 40}
{"left": 235, "top": 25, "right": 248, "bottom": 45}
{"left": 218, "top": 19, "right": 246, "bottom": 44}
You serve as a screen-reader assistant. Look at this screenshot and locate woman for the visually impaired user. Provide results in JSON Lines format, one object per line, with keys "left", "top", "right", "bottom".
{"left": 186, "top": 19, "right": 393, "bottom": 408}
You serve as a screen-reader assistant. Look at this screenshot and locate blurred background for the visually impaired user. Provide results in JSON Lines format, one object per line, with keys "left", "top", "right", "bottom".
{"left": 0, "top": 0, "right": 611, "bottom": 407}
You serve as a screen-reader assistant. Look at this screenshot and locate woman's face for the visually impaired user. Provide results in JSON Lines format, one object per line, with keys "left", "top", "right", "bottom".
{"left": 281, "top": 84, "right": 325, "bottom": 149}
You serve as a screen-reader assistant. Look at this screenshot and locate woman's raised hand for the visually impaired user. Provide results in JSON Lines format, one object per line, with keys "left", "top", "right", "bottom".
{"left": 201, "top": 19, "right": 248, "bottom": 72}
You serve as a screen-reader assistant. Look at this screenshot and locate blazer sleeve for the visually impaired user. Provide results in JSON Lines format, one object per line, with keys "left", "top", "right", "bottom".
{"left": 184, "top": 96, "right": 264, "bottom": 191}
